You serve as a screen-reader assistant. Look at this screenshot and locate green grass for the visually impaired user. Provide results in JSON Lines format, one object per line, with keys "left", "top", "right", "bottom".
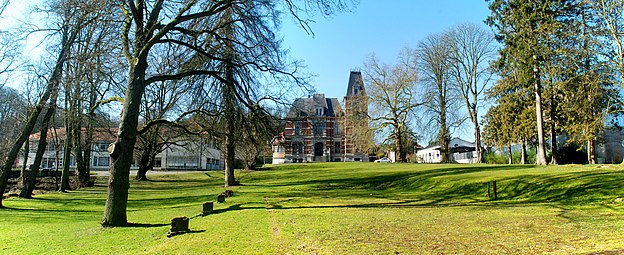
{"left": 2, "top": 163, "right": 624, "bottom": 254}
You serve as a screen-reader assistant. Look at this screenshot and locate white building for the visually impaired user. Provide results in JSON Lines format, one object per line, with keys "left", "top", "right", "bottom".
{"left": 20, "top": 128, "right": 224, "bottom": 171}
{"left": 416, "top": 138, "right": 479, "bottom": 164}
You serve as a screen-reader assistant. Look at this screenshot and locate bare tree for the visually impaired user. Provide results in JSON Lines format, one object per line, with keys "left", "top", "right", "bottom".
{"left": 0, "top": 1, "right": 18, "bottom": 88}
{"left": 447, "top": 23, "right": 496, "bottom": 163}
{"left": 17, "top": 0, "right": 105, "bottom": 199}
{"left": 417, "top": 32, "right": 463, "bottom": 163}
{"left": 102, "top": 0, "right": 352, "bottom": 226}
{"left": 0, "top": 87, "right": 27, "bottom": 160}
{"left": 0, "top": 9, "right": 83, "bottom": 206}
{"left": 365, "top": 48, "right": 420, "bottom": 162}
{"left": 135, "top": 78, "right": 189, "bottom": 181}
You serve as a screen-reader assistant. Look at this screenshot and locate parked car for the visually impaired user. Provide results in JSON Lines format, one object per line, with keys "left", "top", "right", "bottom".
{"left": 374, "top": 157, "right": 391, "bottom": 163}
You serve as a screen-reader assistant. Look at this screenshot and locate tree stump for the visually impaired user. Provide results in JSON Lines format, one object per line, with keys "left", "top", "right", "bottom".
{"left": 202, "top": 201, "right": 213, "bottom": 215}
{"left": 167, "top": 216, "right": 190, "bottom": 237}
{"left": 224, "top": 190, "right": 234, "bottom": 197}
{"left": 217, "top": 194, "right": 226, "bottom": 203}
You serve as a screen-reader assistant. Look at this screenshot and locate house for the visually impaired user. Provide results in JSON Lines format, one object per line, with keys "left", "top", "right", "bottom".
{"left": 19, "top": 127, "right": 224, "bottom": 171}
{"left": 416, "top": 138, "right": 479, "bottom": 163}
{"left": 273, "top": 71, "right": 370, "bottom": 163}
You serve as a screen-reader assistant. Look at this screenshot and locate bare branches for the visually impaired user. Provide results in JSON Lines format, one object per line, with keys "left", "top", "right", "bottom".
{"left": 365, "top": 47, "right": 420, "bottom": 162}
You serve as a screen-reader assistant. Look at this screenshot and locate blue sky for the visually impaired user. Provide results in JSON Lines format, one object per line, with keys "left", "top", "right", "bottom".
{"left": 279, "top": 0, "right": 492, "bottom": 100}
{"left": 1, "top": 1, "right": 493, "bottom": 142}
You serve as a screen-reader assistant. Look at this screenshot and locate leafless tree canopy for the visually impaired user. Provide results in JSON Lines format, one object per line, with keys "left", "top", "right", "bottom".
{"left": 365, "top": 48, "right": 420, "bottom": 162}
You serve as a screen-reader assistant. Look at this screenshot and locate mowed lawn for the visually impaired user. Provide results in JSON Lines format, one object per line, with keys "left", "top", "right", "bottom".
{"left": 2, "top": 163, "right": 624, "bottom": 254}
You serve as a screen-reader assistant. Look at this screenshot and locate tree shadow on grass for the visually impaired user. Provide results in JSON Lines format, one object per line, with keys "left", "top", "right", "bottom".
{"left": 1, "top": 206, "right": 95, "bottom": 213}
{"left": 125, "top": 222, "right": 169, "bottom": 228}
{"left": 167, "top": 230, "right": 206, "bottom": 238}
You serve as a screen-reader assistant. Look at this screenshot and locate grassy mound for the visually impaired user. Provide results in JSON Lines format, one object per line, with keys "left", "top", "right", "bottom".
{"left": 1, "top": 163, "right": 623, "bottom": 254}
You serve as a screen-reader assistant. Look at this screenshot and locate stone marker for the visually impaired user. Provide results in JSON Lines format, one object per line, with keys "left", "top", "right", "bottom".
{"left": 224, "top": 190, "right": 234, "bottom": 197}
{"left": 167, "top": 216, "right": 190, "bottom": 237}
{"left": 202, "top": 201, "right": 214, "bottom": 215}
{"left": 217, "top": 194, "right": 226, "bottom": 203}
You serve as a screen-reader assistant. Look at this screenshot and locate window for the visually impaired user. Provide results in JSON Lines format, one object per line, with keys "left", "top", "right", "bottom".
{"left": 334, "top": 124, "right": 340, "bottom": 135}
{"left": 294, "top": 122, "right": 301, "bottom": 135}
{"left": 167, "top": 156, "right": 199, "bottom": 168}
{"left": 93, "top": 142, "right": 109, "bottom": 152}
{"left": 314, "top": 123, "right": 324, "bottom": 136}
{"left": 316, "top": 107, "right": 324, "bottom": 116}
{"left": 41, "top": 158, "right": 57, "bottom": 169}
{"left": 292, "top": 142, "right": 304, "bottom": 155}
{"left": 154, "top": 157, "right": 162, "bottom": 167}
{"left": 45, "top": 142, "right": 57, "bottom": 152}
{"left": 93, "top": 156, "right": 110, "bottom": 167}
{"left": 334, "top": 141, "right": 341, "bottom": 153}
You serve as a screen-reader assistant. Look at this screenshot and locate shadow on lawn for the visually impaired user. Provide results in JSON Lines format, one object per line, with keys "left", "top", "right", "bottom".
{"left": 125, "top": 222, "right": 169, "bottom": 228}
{"left": 251, "top": 164, "right": 624, "bottom": 209}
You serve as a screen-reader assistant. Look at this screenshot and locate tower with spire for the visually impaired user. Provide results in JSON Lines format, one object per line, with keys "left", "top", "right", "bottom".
{"left": 342, "top": 71, "right": 371, "bottom": 162}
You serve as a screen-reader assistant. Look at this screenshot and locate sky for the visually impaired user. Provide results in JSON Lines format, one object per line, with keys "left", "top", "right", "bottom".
{"left": 278, "top": 1, "right": 493, "bottom": 141}
{"left": 279, "top": 0, "right": 492, "bottom": 100}
{"left": 1, "top": 1, "right": 494, "bottom": 142}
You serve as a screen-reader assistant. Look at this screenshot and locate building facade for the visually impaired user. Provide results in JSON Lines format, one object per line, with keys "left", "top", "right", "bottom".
{"left": 273, "top": 71, "right": 370, "bottom": 163}
{"left": 19, "top": 128, "right": 224, "bottom": 171}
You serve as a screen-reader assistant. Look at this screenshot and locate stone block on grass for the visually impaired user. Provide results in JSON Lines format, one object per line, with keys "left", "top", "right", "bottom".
{"left": 167, "top": 216, "right": 190, "bottom": 237}
{"left": 217, "top": 194, "right": 226, "bottom": 203}
{"left": 202, "top": 201, "right": 214, "bottom": 215}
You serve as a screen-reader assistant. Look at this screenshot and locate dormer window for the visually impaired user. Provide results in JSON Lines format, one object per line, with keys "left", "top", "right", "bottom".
{"left": 316, "top": 107, "right": 323, "bottom": 116}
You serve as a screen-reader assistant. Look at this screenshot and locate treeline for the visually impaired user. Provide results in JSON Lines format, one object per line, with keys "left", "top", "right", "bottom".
{"left": 483, "top": 0, "right": 623, "bottom": 165}
{"left": 0, "top": 0, "right": 355, "bottom": 227}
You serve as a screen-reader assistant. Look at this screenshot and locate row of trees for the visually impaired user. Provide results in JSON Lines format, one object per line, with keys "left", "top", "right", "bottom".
{"left": 365, "top": 23, "right": 496, "bottom": 163}
{"left": 484, "top": 0, "right": 622, "bottom": 165}
{"left": 0, "top": 0, "right": 353, "bottom": 227}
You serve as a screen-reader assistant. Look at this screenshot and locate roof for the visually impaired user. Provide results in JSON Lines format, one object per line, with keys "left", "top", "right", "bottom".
{"left": 417, "top": 138, "right": 475, "bottom": 152}
{"left": 29, "top": 127, "right": 118, "bottom": 141}
{"left": 286, "top": 93, "right": 343, "bottom": 118}
{"left": 345, "top": 71, "right": 366, "bottom": 97}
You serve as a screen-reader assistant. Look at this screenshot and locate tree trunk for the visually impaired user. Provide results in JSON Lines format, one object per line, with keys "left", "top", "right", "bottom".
{"left": 474, "top": 124, "right": 482, "bottom": 163}
{"left": 520, "top": 139, "right": 527, "bottom": 165}
{"left": 101, "top": 58, "right": 147, "bottom": 227}
{"left": 60, "top": 128, "right": 72, "bottom": 192}
{"left": 394, "top": 125, "right": 403, "bottom": 163}
{"left": 21, "top": 106, "right": 56, "bottom": 198}
{"left": 0, "top": 27, "right": 74, "bottom": 207}
{"left": 0, "top": 105, "right": 46, "bottom": 206}
{"left": 135, "top": 136, "right": 153, "bottom": 181}
{"left": 507, "top": 144, "right": 513, "bottom": 164}
{"left": 136, "top": 128, "right": 159, "bottom": 181}
{"left": 20, "top": 140, "right": 29, "bottom": 186}
{"left": 83, "top": 107, "right": 95, "bottom": 180}
{"left": 587, "top": 139, "right": 595, "bottom": 164}
{"left": 439, "top": 86, "right": 450, "bottom": 163}
{"left": 72, "top": 95, "right": 89, "bottom": 187}
{"left": 224, "top": 82, "right": 237, "bottom": 186}
{"left": 61, "top": 65, "right": 72, "bottom": 192}
{"left": 550, "top": 124, "right": 558, "bottom": 165}
{"left": 223, "top": 5, "right": 237, "bottom": 187}
{"left": 533, "top": 54, "right": 547, "bottom": 165}
{"left": 548, "top": 65, "right": 559, "bottom": 166}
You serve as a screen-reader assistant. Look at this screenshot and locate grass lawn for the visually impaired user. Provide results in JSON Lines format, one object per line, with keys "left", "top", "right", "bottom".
{"left": 1, "top": 163, "right": 624, "bottom": 254}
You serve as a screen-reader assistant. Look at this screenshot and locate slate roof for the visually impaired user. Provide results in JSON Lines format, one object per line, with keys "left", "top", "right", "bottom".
{"left": 345, "top": 71, "right": 366, "bottom": 97}
{"left": 287, "top": 93, "right": 343, "bottom": 118}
